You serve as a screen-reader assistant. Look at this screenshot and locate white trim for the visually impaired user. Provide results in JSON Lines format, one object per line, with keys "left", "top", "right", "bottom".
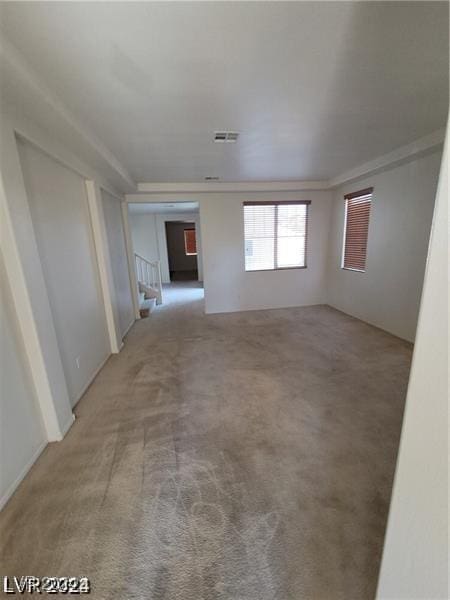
{"left": 72, "top": 352, "right": 110, "bottom": 408}
{"left": 0, "top": 120, "right": 73, "bottom": 442}
{"left": 2, "top": 32, "right": 443, "bottom": 195}
{"left": 126, "top": 193, "right": 203, "bottom": 203}
{"left": 131, "top": 130, "right": 445, "bottom": 198}
{"left": 340, "top": 199, "right": 349, "bottom": 269}
{"left": 155, "top": 213, "right": 203, "bottom": 283}
{"left": 121, "top": 202, "right": 141, "bottom": 320}
{"left": 85, "top": 181, "right": 122, "bottom": 354}
{"left": 58, "top": 413, "right": 76, "bottom": 439}
{"left": 13, "top": 128, "right": 124, "bottom": 202}
{"left": 0, "top": 412, "right": 74, "bottom": 509}
{"left": 0, "top": 194, "right": 63, "bottom": 440}
{"left": 136, "top": 181, "right": 328, "bottom": 193}
{"left": 376, "top": 120, "right": 449, "bottom": 598}
{"left": 122, "top": 318, "right": 135, "bottom": 338}
{"left": 1, "top": 35, "right": 135, "bottom": 192}
{"left": 0, "top": 441, "right": 47, "bottom": 511}
{"left": 329, "top": 129, "right": 445, "bottom": 188}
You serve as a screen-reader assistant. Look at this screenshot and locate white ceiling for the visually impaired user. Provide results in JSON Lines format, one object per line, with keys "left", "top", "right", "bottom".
{"left": 1, "top": 2, "right": 448, "bottom": 184}
{"left": 128, "top": 202, "right": 199, "bottom": 215}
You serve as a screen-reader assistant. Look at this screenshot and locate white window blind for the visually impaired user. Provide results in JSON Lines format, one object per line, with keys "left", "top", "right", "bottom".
{"left": 244, "top": 201, "right": 310, "bottom": 271}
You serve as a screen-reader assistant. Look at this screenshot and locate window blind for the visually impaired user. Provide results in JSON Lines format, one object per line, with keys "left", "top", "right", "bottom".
{"left": 243, "top": 201, "right": 310, "bottom": 271}
{"left": 184, "top": 228, "right": 197, "bottom": 255}
{"left": 342, "top": 188, "right": 373, "bottom": 272}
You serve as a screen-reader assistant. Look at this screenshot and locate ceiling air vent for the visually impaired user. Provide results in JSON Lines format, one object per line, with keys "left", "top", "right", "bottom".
{"left": 226, "top": 132, "right": 239, "bottom": 142}
{"left": 204, "top": 176, "right": 220, "bottom": 181}
{"left": 214, "top": 131, "right": 240, "bottom": 143}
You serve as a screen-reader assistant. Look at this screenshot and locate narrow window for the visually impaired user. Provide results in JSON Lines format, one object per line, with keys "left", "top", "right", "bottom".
{"left": 342, "top": 188, "right": 373, "bottom": 272}
{"left": 184, "top": 228, "right": 197, "bottom": 255}
{"left": 243, "top": 201, "right": 310, "bottom": 271}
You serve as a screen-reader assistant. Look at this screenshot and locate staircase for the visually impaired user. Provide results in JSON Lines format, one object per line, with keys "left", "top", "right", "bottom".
{"left": 134, "top": 254, "right": 163, "bottom": 317}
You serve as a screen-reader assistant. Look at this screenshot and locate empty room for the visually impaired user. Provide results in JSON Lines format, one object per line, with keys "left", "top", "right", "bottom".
{"left": 0, "top": 2, "right": 448, "bottom": 599}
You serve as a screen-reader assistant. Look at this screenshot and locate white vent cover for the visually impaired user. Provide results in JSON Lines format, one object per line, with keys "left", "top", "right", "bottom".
{"left": 204, "top": 176, "right": 220, "bottom": 181}
{"left": 214, "top": 131, "right": 240, "bottom": 143}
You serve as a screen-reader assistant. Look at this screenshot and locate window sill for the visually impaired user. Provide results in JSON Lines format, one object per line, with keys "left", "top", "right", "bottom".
{"left": 245, "top": 266, "right": 307, "bottom": 272}
{"left": 341, "top": 267, "right": 365, "bottom": 273}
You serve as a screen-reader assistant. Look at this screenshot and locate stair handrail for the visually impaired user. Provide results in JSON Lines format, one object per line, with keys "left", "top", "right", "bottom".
{"left": 134, "top": 253, "right": 163, "bottom": 305}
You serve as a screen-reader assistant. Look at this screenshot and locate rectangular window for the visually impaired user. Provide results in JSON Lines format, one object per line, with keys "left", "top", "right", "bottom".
{"left": 243, "top": 201, "right": 310, "bottom": 271}
{"left": 342, "top": 188, "right": 373, "bottom": 272}
{"left": 184, "top": 228, "right": 197, "bottom": 255}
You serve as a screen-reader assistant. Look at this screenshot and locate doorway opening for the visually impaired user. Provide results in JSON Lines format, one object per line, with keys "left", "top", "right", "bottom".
{"left": 165, "top": 221, "right": 198, "bottom": 282}
{"left": 127, "top": 201, "right": 204, "bottom": 312}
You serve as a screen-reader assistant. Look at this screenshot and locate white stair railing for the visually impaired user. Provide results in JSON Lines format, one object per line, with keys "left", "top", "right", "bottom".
{"left": 134, "top": 253, "right": 163, "bottom": 305}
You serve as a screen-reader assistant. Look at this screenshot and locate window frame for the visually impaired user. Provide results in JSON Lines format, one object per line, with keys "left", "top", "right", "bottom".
{"left": 243, "top": 200, "right": 311, "bottom": 272}
{"left": 341, "top": 187, "right": 373, "bottom": 273}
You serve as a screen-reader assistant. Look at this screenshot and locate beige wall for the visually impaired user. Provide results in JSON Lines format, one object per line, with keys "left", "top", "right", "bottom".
{"left": 18, "top": 139, "right": 110, "bottom": 406}
{"left": 129, "top": 213, "right": 159, "bottom": 264}
{"left": 200, "top": 190, "right": 332, "bottom": 314}
{"left": 327, "top": 151, "right": 442, "bottom": 341}
{"left": 376, "top": 128, "right": 448, "bottom": 599}
{"left": 0, "top": 252, "right": 46, "bottom": 509}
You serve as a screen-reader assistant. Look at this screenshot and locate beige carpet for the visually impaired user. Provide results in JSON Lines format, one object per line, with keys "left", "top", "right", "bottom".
{"left": 0, "top": 283, "right": 412, "bottom": 599}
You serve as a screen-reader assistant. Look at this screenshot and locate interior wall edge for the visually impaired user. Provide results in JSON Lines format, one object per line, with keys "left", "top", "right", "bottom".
{"left": 58, "top": 413, "right": 76, "bottom": 440}
{"left": 155, "top": 212, "right": 203, "bottom": 283}
{"left": 0, "top": 114, "right": 73, "bottom": 441}
{"left": 85, "top": 180, "right": 122, "bottom": 354}
{"left": 0, "top": 101, "right": 135, "bottom": 513}
{"left": 122, "top": 318, "right": 136, "bottom": 339}
{"left": 329, "top": 143, "right": 444, "bottom": 190}
{"left": 375, "top": 118, "right": 449, "bottom": 600}
{"left": 71, "top": 351, "right": 110, "bottom": 410}
{"left": 9, "top": 109, "right": 127, "bottom": 202}
{"left": 1, "top": 35, "right": 136, "bottom": 193}
{"left": 0, "top": 440, "right": 47, "bottom": 512}
{"left": 121, "top": 202, "right": 141, "bottom": 320}
{"left": 100, "top": 188, "right": 136, "bottom": 338}
{"left": 324, "top": 303, "right": 415, "bottom": 344}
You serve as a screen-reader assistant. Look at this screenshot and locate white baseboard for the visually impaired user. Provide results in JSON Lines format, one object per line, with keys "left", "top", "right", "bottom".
{"left": 72, "top": 353, "right": 111, "bottom": 408}
{"left": 122, "top": 318, "right": 135, "bottom": 338}
{"left": 0, "top": 441, "right": 47, "bottom": 511}
{"left": 116, "top": 319, "right": 136, "bottom": 352}
{"left": 58, "top": 413, "right": 75, "bottom": 439}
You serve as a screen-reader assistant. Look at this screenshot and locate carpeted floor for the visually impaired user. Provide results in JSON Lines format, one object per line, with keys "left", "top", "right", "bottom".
{"left": 0, "top": 283, "right": 412, "bottom": 599}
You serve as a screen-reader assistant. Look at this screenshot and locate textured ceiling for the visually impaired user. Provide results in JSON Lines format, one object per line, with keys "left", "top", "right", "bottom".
{"left": 1, "top": 2, "right": 448, "bottom": 183}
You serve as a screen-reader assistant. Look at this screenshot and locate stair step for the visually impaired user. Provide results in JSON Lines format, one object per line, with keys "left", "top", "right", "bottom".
{"left": 139, "top": 297, "right": 156, "bottom": 318}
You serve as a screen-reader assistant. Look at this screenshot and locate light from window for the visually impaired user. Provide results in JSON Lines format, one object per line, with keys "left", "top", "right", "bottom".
{"left": 342, "top": 188, "right": 373, "bottom": 272}
{"left": 243, "top": 201, "right": 310, "bottom": 271}
{"left": 184, "top": 228, "right": 197, "bottom": 255}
